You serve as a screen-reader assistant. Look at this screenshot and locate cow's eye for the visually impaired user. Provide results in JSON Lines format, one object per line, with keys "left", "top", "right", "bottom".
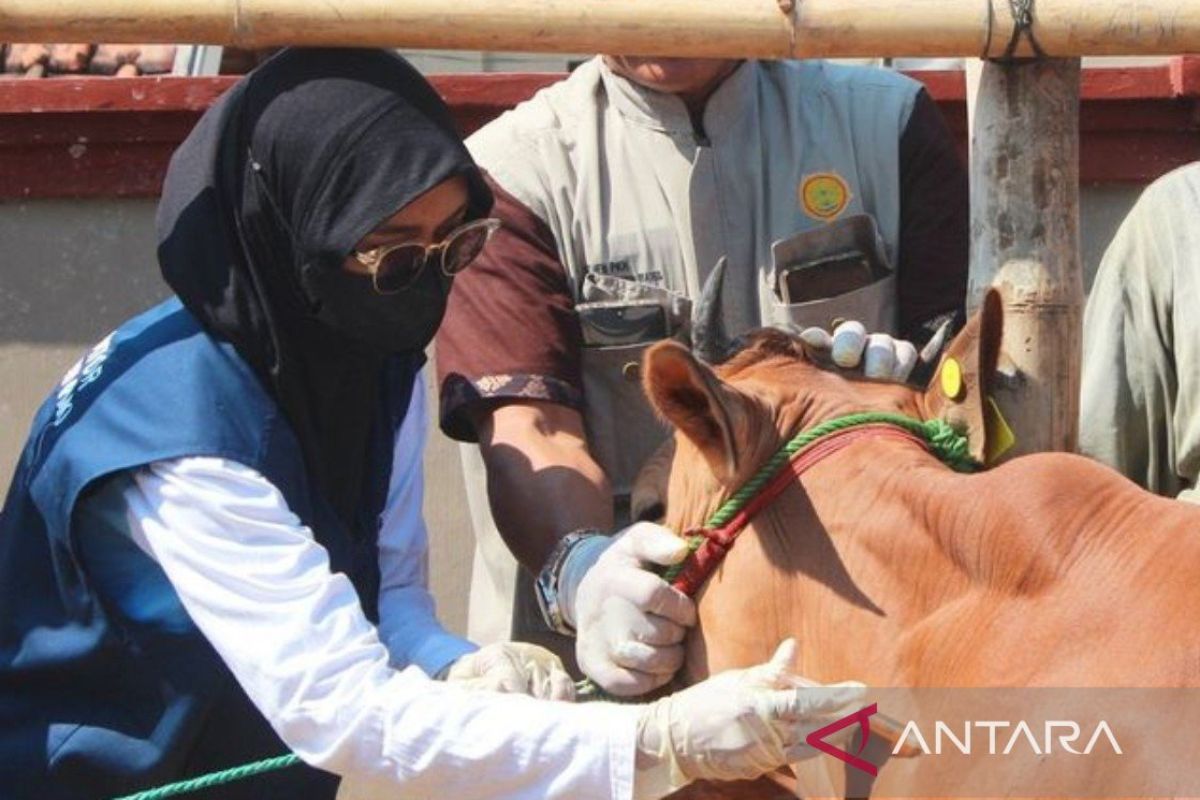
{"left": 635, "top": 502, "right": 665, "bottom": 523}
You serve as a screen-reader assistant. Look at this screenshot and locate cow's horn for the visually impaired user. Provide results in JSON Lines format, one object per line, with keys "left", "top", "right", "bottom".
{"left": 918, "top": 316, "right": 954, "bottom": 364}
{"left": 691, "top": 256, "right": 735, "bottom": 365}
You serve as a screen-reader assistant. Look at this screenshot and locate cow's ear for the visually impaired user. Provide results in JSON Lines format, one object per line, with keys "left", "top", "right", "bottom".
{"left": 920, "top": 289, "right": 1005, "bottom": 464}
{"left": 643, "top": 341, "right": 745, "bottom": 482}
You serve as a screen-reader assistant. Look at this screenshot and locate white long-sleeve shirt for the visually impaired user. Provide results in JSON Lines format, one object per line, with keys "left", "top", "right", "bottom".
{"left": 95, "top": 370, "right": 638, "bottom": 799}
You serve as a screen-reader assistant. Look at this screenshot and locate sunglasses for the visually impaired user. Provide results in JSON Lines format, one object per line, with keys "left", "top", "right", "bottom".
{"left": 354, "top": 217, "right": 501, "bottom": 294}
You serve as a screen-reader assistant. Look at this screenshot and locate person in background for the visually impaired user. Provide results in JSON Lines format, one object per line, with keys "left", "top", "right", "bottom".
{"left": 1080, "top": 162, "right": 1200, "bottom": 502}
{"left": 436, "top": 53, "right": 969, "bottom": 694}
{"left": 0, "top": 47, "right": 863, "bottom": 800}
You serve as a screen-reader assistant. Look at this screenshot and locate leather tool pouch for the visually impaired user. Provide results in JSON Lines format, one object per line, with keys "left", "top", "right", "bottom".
{"left": 765, "top": 214, "right": 898, "bottom": 334}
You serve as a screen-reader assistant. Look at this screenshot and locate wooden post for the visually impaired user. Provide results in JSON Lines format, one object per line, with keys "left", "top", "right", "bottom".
{"left": 966, "top": 57, "right": 1084, "bottom": 456}
{"left": 1, "top": 0, "right": 1200, "bottom": 57}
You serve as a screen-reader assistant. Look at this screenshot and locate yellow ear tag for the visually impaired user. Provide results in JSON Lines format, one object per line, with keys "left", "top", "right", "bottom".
{"left": 939, "top": 357, "right": 964, "bottom": 401}
{"left": 984, "top": 396, "right": 1016, "bottom": 464}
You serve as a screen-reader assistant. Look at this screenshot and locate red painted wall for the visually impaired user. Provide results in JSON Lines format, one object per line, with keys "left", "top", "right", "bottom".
{"left": 1, "top": 59, "right": 1197, "bottom": 199}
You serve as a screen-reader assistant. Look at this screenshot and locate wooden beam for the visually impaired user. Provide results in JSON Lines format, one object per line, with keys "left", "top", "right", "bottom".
{"left": 2, "top": 64, "right": 1199, "bottom": 199}
{"left": 967, "top": 58, "right": 1084, "bottom": 456}
{"left": 2, "top": 0, "right": 1200, "bottom": 58}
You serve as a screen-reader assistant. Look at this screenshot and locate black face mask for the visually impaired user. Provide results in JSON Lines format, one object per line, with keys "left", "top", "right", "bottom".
{"left": 299, "top": 259, "right": 452, "bottom": 354}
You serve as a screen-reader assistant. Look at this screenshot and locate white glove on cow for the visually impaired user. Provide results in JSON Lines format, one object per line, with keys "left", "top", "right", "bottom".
{"left": 632, "top": 639, "right": 867, "bottom": 800}
{"left": 444, "top": 642, "right": 575, "bottom": 700}
{"left": 561, "top": 522, "right": 697, "bottom": 697}
{"left": 798, "top": 320, "right": 918, "bottom": 381}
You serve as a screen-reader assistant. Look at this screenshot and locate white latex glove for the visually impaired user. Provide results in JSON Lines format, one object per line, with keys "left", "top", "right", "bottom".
{"left": 564, "top": 522, "right": 697, "bottom": 697}
{"left": 444, "top": 642, "right": 575, "bottom": 701}
{"left": 632, "top": 639, "right": 867, "bottom": 799}
{"left": 798, "top": 320, "right": 918, "bottom": 382}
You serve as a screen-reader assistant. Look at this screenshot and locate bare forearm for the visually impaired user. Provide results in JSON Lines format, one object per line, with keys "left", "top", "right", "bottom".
{"left": 476, "top": 401, "right": 613, "bottom": 573}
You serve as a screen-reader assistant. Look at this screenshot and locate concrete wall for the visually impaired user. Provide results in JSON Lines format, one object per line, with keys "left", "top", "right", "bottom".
{"left": 0, "top": 180, "right": 1147, "bottom": 634}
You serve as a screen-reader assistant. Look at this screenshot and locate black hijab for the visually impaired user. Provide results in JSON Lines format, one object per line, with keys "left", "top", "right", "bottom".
{"left": 156, "top": 48, "right": 491, "bottom": 528}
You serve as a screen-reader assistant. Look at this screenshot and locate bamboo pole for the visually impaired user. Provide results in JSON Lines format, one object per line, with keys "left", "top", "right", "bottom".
{"left": 1, "top": 0, "right": 1199, "bottom": 58}
{"left": 966, "top": 58, "right": 1083, "bottom": 457}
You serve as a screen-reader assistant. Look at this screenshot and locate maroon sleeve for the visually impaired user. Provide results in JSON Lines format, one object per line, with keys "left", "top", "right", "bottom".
{"left": 436, "top": 177, "right": 584, "bottom": 442}
{"left": 896, "top": 88, "right": 970, "bottom": 346}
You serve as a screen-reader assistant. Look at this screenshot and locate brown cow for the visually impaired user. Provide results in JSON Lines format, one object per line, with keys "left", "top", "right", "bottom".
{"left": 639, "top": 289, "right": 1200, "bottom": 798}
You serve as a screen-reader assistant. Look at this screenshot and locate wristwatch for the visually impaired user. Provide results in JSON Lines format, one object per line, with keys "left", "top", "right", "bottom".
{"left": 535, "top": 529, "right": 604, "bottom": 636}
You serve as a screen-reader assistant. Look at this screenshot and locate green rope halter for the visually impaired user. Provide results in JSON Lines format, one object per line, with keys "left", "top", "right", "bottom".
{"left": 576, "top": 410, "right": 976, "bottom": 701}
{"left": 660, "top": 411, "right": 977, "bottom": 583}
{"left": 111, "top": 412, "right": 974, "bottom": 798}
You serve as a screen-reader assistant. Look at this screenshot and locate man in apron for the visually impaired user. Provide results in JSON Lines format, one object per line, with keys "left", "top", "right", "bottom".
{"left": 436, "top": 55, "right": 968, "bottom": 693}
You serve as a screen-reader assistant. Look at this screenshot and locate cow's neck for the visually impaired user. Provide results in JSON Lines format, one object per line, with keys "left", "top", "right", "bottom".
{"left": 682, "top": 420, "right": 972, "bottom": 682}
{"left": 687, "top": 425, "right": 1200, "bottom": 688}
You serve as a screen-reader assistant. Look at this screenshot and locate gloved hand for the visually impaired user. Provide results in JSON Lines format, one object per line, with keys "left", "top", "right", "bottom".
{"left": 562, "top": 523, "right": 697, "bottom": 697}
{"left": 798, "top": 320, "right": 918, "bottom": 382}
{"left": 632, "top": 639, "right": 867, "bottom": 799}
{"left": 444, "top": 642, "right": 575, "bottom": 701}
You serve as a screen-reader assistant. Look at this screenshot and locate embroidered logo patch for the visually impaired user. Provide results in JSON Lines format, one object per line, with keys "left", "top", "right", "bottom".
{"left": 800, "top": 172, "right": 852, "bottom": 221}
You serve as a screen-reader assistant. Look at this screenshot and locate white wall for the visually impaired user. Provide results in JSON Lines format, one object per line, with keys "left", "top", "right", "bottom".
{"left": 395, "top": 50, "right": 586, "bottom": 74}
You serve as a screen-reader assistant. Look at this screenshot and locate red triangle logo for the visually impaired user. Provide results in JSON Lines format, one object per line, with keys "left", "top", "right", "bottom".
{"left": 804, "top": 702, "right": 879, "bottom": 776}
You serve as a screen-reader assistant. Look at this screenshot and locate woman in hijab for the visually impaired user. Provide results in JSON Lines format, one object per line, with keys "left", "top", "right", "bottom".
{"left": 0, "top": 48, "right": 860, "bottom": 800}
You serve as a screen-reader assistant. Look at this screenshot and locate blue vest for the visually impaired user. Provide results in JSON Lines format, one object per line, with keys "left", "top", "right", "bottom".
{"left": 0, "top": 300, "right": 420, "bottom": 800}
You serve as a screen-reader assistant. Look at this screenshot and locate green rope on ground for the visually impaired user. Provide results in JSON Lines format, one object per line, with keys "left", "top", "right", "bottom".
{"left": 112, "top": 755, "right": 302, "bottom": 800}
